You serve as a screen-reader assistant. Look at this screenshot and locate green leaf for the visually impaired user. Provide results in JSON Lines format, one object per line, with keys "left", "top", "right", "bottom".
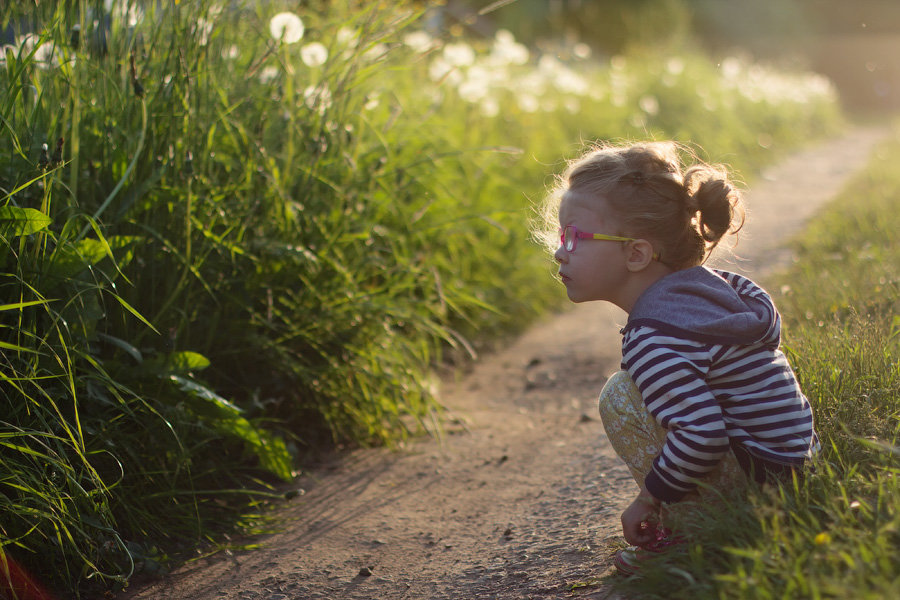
{"left": 110, "top": 294, "right": 160, "bottom": 335}
{"left": 0, "top": 206, "right": 51, "bottom": 238}
{"left": 169, "top": 375, "right": 293, "bottom": 480}
{"left": 0, "top": 340, "right": 41, "bottom": 353}
{"left": 47, "top": 235, "right": 141, "bottom": 281}
{"left": 0, "top": 299, "right": 51, "bottom": 311}
{"left": 96, "top": 333, "right": 143, "bottom": 363}
{"left": 145, "top": 351, "right": 210, "bottom": 375}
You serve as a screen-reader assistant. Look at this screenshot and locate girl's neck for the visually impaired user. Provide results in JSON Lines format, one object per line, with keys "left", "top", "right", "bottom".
{"left": 616, "top": 261, "right": 676, "bottom": 314}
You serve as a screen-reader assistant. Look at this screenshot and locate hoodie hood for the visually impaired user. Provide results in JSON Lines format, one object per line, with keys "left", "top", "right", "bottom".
{"left": 624, "top": 266, "right": 780, "bottom": 346}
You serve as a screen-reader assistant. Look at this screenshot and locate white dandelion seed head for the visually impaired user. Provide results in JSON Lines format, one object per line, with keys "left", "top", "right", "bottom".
{"left": 443, "top": 42, "right": 475, "bottom": 67}
{"left": 491, "top": 36, "right": 528, "bottom": 66}
{"left": 538, "top": 54, "right": 562, "bottom": 74}
{"left": 572, "top": 43, "right": 591, "bottom": 60}
{"left": 638, "top": 94, "right": 659, "bottom": 116}
{"left": 517, "top": 94, "right": 539, "bottom": 113}
{"left": 721, "top": 57, "right": 743, "bottom": 81}
{"left": 363, "top": 92, "right": 380, "bottom": 111}
{"left": 303, "top": 84, "right": 333, "bottom": 115}
{"left": 495, "top": 29, "right": 515, "bottom": 45}
{"left": 269, "top": 12, "right": 304, "bottom": 44}
{"left": 363, "top": 43, "right": 389, "bottom": 62}
{"left": 428, "top": 56, "right": 453, "bottom": 82}
{"left": 105, "top": 0, "right": 144, "bottom": 27}
{"left": 480, "top": 97, "right": 500, "bottom": 117}
{"left": 336, "top": 27, "right": 358, "bottom": 48}
{"left": 301, "top": 42, "right": 328, "bottom": 67}
{"left": 403, "top": 31, "right": 435, "bottom": 53}
{"left": 457, "top": 78, "right": 489, "bottom": 103}
{"left": 259, "top": 66, "right": 280, "bottom": 84}
{"left": 16, "top": 34, "right": 59, "bottom": 69}
{"left": 195, "top": 17, "right": 214, "bottom": 46}
{"left": 666, "top": 57, "right": 685, "bottom": 75}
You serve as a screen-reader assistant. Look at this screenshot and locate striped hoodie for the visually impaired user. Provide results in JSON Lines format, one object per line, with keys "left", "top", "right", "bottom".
{"left": 621, "top": 266, "right": 819, "bottom": 503}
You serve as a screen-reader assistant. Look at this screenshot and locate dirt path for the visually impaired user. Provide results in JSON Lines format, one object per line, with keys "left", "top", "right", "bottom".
{"left": 122, "top": 125, "right": 888, "bottom": 600}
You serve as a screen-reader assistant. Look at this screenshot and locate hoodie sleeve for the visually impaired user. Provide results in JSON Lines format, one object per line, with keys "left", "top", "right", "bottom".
{"left": 622, "top": 325, "right": 730, "bottom": 503}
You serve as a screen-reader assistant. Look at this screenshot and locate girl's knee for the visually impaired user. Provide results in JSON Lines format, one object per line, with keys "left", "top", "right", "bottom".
{"left": 598, "top": 370, "right": 641, "bottom": 417}
{"left": 599, "top": 371, "right": 643, "bottom": 411}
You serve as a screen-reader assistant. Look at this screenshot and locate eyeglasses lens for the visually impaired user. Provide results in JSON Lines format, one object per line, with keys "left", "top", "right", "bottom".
{"left": 563, "top": 226, "right": 575, "bottom": 251}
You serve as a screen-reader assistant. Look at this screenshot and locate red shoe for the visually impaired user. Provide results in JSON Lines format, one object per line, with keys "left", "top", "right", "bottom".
{"left": 613, "top": 525, "right": 684, "bottom": 576}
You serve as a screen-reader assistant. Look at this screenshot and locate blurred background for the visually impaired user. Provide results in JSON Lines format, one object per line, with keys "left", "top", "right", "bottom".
{"left": 447, "top": 0, "right": 900, "bottom": 112}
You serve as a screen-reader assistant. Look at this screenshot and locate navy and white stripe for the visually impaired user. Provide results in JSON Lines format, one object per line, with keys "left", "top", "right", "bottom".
{"left": 620, "top": 270, "right": 819, "bottom": 503}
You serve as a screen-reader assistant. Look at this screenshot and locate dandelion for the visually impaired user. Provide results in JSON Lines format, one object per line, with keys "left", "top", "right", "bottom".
{"left": 573, "top": 42, "right": 591, "bottom": 60}
{"left": 336, "top": 27, "right": 358, "bottom": 48}
{"left": 491, "top": 30, "right": 528, "bottom": 65}
{"left": 17, "top": 34, "right": 59, "bottom": 70}
{"left": 222, "top": 45, "right": 239, "bottom": 60}
{"left": 720, "top": 57, "right": 742, "bottom": 81}
{"left": 303, "top": 84, "right": 333, "bottom": 115}
{"left": 301, "top": 42, "right": 328, "bottom": 67}
{"left": 363, "top": 43, "right": 389, "bottom": 62}
{"left": 491, "top": 38, "right": 528, "bottom": 66}
{"left": 195, "top": 17, "right": 214, "bottom": 46}
{"left": 443, "top": 42, "right": 475, "bottom": 67}
{"left": 666, "top": 57, "right": 685, "bottom": 75}
{"left": 269, "top": 12, "right": 304, "bottom": 44}
{"left": 428, "top": 56, "right": 454, "bottom": 82}
{"left": 517, "top": 94, "right": 539, "bottom": 113}
{"left": 458, "top": 78, "right": 489, "bottom": 103}
{"left": 638, "top": 94, "right": 659, "bottom": 116}
{"left": 105, "top": 0, "right": 144, "bottom": 27}
{"left": 259, "top": 66, "right": 279, "bottom": 84}
{"left": 403, "top": 31, "right": 435, "bottom": 53}
{"left": 495, "top": 30, "right": 515, "bottom": 46}
{"left": 363, "top": 92, "right": 380, "bottom": 111}
{"left": 480, "top": 97, "right": 500, "bottom": 117}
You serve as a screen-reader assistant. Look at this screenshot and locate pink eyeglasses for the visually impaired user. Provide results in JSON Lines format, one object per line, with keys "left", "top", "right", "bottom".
{"left": 558, "top": 225, "right": 660, "bottom": 260}
{"left": 558, "top": 225, "right": 636, "bottom": 252}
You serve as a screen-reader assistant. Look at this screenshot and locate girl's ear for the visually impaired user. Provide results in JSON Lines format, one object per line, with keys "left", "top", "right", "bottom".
{"left": 624, "top": 239, "right": 656, "bottom": 272}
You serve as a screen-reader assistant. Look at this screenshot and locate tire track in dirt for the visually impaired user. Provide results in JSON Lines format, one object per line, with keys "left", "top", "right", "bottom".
{"left": 121, "top": 125, "right": 888, "bottom": 600}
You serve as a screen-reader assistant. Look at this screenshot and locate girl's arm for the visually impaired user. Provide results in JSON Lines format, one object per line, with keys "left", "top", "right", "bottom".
{"left": 623, "top": 326, "right": 729, "bottom": 503}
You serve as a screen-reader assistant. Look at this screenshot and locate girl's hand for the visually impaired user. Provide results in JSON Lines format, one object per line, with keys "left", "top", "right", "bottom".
{"left": 621, "top": 484, "right": 662, "bottom": 547}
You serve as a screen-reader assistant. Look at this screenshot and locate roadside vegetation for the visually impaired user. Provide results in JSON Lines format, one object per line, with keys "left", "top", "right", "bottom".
{"left": 610, "top": 126, "right": 900, "bottom": 599}
{"left": 1, "top": 0, "right": 842, "bottom": 595}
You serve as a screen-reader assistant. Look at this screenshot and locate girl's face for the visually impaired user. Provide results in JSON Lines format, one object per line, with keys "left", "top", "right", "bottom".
{"left": 554, "top": 191, "right": 631, "bottom": 307}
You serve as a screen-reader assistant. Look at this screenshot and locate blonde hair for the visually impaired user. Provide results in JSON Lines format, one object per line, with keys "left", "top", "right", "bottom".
{"left": 537, "top": 141, "right": 745, "bottom": 270}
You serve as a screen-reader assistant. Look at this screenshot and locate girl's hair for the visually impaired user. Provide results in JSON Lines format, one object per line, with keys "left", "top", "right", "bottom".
{"left": 538, "top": 141, "right": 745, "bottom": 270}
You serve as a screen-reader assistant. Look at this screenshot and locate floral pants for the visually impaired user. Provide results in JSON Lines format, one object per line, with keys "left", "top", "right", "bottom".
{"left": 598, "top": 370, "right": 747, "bottom": 508}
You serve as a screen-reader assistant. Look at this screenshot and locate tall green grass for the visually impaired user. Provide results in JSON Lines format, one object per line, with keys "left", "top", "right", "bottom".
{"left": 610, "top": 126, "right": 900, "bottom": 599}
{"left": 1, "top": 0, "right": 843, "bottom": 595}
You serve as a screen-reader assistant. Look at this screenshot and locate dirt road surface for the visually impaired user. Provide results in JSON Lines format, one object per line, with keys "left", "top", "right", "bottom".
{"left": 122, "top": 125, "right": 888, "bottom": 600}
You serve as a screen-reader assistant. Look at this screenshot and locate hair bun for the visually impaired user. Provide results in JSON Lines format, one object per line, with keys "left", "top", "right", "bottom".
{"left": 686, "top": 170, "right": 743, "bottom": 243}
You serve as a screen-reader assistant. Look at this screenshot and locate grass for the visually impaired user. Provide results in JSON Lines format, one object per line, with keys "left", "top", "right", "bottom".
{"left": 1, "top": 0, "right": 844, "bottom": 596}
{"left": 608, "top": 123, "right": 900, "bottom": 599}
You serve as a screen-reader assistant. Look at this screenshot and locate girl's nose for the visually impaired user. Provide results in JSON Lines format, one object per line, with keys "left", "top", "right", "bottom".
{"left": 554, "top": 246, "right": 567, "bottom": 263}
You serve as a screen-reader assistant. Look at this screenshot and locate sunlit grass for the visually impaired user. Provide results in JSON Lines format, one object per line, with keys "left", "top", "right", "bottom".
{"left": 610, "top": 124, "right": 900, "bottom": 599}
{"left": 1, "top": 0, "right": 844, "bottom": 595}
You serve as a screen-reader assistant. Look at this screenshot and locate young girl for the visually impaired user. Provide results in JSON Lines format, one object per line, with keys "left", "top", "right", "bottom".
{"left": 540, "top": 141, "right": 818, "bottom": 574}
